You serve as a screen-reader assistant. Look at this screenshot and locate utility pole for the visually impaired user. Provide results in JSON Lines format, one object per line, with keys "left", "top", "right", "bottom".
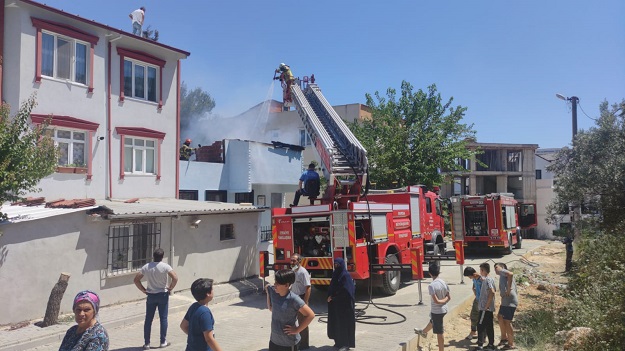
{"left": 570, "top": 96, "right": 579, "bottom": 139}
{"left": 556, "top": 94, "right": 581, "bottom": 240}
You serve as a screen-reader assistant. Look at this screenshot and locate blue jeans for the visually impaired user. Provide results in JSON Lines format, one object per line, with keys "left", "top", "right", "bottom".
{"left": 133, "top": 22, "right": 142, "bottom": 36}
{"left": 144, "top": 292, "right": 169, "bottom": 345}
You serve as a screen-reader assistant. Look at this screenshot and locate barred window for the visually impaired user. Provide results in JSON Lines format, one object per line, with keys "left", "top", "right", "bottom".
{"left": 220, "top": 224, "right": 235, "bottom": 241}
{"left": 107, "top": 221, "right": 161, "bottom": 274}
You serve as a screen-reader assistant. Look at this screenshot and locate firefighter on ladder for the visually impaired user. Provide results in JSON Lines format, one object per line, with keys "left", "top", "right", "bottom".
{"left": 274, "top": 63, "right": 294, "bottom": 111}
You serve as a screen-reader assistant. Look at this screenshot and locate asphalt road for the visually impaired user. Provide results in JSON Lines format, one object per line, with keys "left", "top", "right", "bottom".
{"left": 27, "top": 239, "right": 547, "bottom": 351}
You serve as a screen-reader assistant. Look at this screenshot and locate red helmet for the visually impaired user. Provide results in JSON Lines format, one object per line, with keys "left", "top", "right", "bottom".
{"left": 185, "top": 138, "right": 192, "bottom": 144}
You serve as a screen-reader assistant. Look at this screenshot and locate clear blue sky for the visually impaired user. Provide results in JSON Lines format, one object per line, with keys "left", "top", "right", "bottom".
{"left": 40, "top": 1, "right": 624, "bottom": 148}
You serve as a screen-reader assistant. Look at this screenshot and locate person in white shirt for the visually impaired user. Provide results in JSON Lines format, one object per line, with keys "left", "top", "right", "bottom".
{"left": 134, "top": 248, "right": 178, "bottom": 350}
{"left": 129, "top": 7, "right": 146, "bottom": 36}
{"left": 290, "top": 254, "right": 312, "bottom": 349}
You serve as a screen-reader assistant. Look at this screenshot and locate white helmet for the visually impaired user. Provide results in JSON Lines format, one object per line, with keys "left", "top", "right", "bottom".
{"left": 279, "top": 63, "right": 286, "bottom": 69}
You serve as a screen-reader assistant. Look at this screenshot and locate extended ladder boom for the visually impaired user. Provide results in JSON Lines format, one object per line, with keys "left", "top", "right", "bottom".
{"left": 292, "top": 83, "right": 368, "bottom": 177}
{"left": 291, "top": 82, "right": 368, "bottom": 201}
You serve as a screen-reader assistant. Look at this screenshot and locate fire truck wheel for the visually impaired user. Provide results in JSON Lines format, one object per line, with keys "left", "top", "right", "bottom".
{"left": 506, "top": 233, "right": 514, "bottom": 254}
{"left": 514, "top": 233, "right": 523, "bottom": 249}
{"left": 380, "top": 254, "right": 401, "bottom": 296}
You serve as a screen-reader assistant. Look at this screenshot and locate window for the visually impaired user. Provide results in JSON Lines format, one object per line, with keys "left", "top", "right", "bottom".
{"left": 46, "top": 128, "right": 86, "bottom": 167}
{"left": 507, "top": 151, "right": 523, "bottom": 171}
{"left": 256, "top": 195, "right": 266, "bottom": 207}
{"left": 107, "top": 222, "right": 161, "bottom": 274}
{"left": 535, "top": 169, "right": 542, "bottom": 180}
{"left": 502, "top": 205, "right": 517, "bottom": 229}
{"left": 220, "top": 224, "right": 235, "bottom": 241}
{"left": 124, "top": 59, "right": 158, "bottom": 102}
{"left": 124, "top": 137, "right": 156, "bottom": 174}
{"left": 179, "top": 190, "right": 198, "bottom": 200}
{"left": 299, "top": 130, "right": 312, "bottom": 147}
{"left": 115, "top": 127, "right": 166, "bottom": 180}
{"left": 425, "top": 197, "right": 432, "bottom": 213}
{"left": 205, "top": 190, "right": 227, "bottom": 202}
{"left": 235, "top": 191, "right": 254, "bottom": 204}
{"left": 117, "top": 47, "right": 165, "bottom": 108}
{"left": 41, "top": 32, "right": 88, "bottom": 84}
{"left": 31, "top": 114, "right": 99, "bottom": 179}
{"left": 32, "top": 17, "right": 98, "bottom": 92}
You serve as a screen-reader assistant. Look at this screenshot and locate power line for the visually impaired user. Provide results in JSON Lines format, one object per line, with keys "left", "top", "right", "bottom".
{"left": 577, "top": 101, "right": 598, "bottom": 121}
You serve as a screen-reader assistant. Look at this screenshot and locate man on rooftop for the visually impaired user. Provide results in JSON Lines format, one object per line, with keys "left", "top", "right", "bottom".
{"left": 129, "top": 7, "right": 146, "bottom": 36}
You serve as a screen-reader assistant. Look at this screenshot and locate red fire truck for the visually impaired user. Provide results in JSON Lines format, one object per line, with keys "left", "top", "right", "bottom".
{"left": 260, "top": 77, "right": 461, "bottom": 295}
{"left": 450, "top": 193, "right": 535, "bottom": 253}
{"left": 269, "top": 186, "right": 449, "bottom": 295}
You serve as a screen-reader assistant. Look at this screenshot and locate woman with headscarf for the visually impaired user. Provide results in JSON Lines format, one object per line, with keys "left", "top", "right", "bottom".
{"left": 327, "top": 258, "right": 356, "bottom": 350}
{"left": 59, "top": 290, "right": 109, "bottom": 351}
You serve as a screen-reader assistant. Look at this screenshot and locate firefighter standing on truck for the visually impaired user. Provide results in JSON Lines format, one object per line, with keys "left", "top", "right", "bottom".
{"left": 179, "top": 138, "right": 194, "bottom": 161}
{"left": 274, "top": 63, "right": 294, "bottom": 110}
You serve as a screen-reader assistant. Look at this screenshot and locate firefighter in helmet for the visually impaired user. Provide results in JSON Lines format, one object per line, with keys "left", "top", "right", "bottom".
{"left": 179, "top": 138, "right": 194, "bottom": 161}
{"left": 274, "top": 63, "right": 294, "bottom": 109}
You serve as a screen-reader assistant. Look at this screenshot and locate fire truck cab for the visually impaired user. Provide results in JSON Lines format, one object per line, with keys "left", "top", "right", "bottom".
{"left": 451, "top": 193, "right": 525, "bottom": 253}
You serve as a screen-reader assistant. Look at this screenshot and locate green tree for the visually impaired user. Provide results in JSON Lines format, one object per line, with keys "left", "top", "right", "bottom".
{"left": 0, "top": 96, "right": 58, "bottom": 219}
{"left": 180, "top": 82, "right": 216, "bottom": 133}
{"left": 546, "top": 99, "right": 625, "bottom": 234}
{"left": 349, "top": 81, "right": 478, "bottom": 189}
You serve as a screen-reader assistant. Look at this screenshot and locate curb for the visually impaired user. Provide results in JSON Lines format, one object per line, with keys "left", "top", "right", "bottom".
{"left": 0, "top": 281, "right": 262, "bottom": 351}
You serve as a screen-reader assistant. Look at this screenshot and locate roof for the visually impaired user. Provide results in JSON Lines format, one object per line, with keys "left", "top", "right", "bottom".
{"left": 0, "top": 202, "right": 96, "bottom": 224}
{"left": 91, "top": 198, "right": 262, "bottom": 219}
{"left": 19, "top": 0, "right": 190, "bottom": 57}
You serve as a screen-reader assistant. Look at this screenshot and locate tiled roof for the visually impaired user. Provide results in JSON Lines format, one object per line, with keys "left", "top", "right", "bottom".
{"left": 92, "top": 198, "right": 262, "bottom": 219}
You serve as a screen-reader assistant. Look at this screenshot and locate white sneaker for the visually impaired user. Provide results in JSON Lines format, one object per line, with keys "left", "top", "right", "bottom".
{"left": 414, "top": 328, "right": 428, "bottom": 338}
{"left": 142, "top": 345, "right": 150, "bottom": 350}
{"left": 159, "top": 341, "right": 171, "bottom": 348}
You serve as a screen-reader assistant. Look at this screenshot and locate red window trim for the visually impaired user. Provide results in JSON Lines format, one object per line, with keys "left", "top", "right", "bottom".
{"left": 31, "top": 114, "right": 100, "bottom": 179}
{"left": 117, "top": 47, "right": 165, "bottom": 109}
{"left": 115, "top": 127, "right": 165, "bottom": 180}
{"left": 31, "top": 17, "right": 98, "bottom": 93}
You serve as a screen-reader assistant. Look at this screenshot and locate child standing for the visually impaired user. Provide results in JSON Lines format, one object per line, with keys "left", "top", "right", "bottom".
{"left": 180, "top": 278, "right": 223, "bottom": 351}
{"left": 414, "top": 262, "right": 451, "bottom": 351}
{"left": 463, "top": 266, "right": 482, "bottom": 340}
{"left": 266, "top": 269, "right": 315, "bottom": 351}
{"left": 474, "top": 263, "right": 496, "bottom": 351}
{"left": 495, "top": 262, "right": 518, "bottom": 350}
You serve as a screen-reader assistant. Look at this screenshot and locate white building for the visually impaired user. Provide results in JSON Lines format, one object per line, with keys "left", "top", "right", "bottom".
{"left": 535, "top": 148, "right": 569, "bottom": 238}
{"left": 0, "top": 0, "right": 262, "bottom": 324}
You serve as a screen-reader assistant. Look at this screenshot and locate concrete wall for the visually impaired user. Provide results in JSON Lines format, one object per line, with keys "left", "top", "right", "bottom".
{"left": 0, "top": 210, "right": 259, "bottom": 325}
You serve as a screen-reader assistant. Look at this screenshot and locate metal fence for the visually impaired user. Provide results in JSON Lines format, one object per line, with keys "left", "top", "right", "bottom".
{"left": 260, "top": 225, "right": 272, "bottom": 242}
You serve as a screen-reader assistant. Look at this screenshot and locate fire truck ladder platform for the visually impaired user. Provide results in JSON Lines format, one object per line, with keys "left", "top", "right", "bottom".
{"left": 291, "top": 83, "right": 368, "bottom": 180}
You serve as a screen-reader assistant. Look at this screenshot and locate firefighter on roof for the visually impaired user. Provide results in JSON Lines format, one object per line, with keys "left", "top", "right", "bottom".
{"left": 179, "top": 138, "right": 195, "bottom": 161}
{"left": 274, "top": 63, "right": 294, "bottom": 109}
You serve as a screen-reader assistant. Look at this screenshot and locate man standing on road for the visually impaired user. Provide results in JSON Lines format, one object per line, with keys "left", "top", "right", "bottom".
{"left": 134, "top": 248, "right": 178, "bottom": 350}
{"left": 129, "top": 7, "right": 145, "bottom": 36}
{"left": 290, "top": 254, "right": 312, "bottom": 350}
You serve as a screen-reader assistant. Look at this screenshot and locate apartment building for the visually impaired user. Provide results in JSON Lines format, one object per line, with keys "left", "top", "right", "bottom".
{"left": 0, "top": 0, "right": 261, "bottom": 324}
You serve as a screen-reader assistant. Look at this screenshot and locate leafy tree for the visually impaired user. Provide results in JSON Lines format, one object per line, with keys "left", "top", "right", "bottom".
{"left": 0, "top": 96, "right": 58, "bottom": 219}
{"left": 546, "top": 99, "right": 625, "bottom": 234}
{"left": 349, "top": 81, "right": 478, "bottom": 189}
{"left": 141, "top": 25, "right": 159, "bottom": 41}
{"left": 180, "top": 82, "right": 216, "bottom": 133}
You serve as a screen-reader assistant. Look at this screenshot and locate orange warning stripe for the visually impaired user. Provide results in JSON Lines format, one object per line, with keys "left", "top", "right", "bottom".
{"left": 311, "top": 278, "right": 331, "bottom": 285}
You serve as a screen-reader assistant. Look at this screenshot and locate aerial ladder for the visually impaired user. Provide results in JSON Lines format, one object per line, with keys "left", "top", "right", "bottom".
{"left": 290, "top": 79, "right": 368, "bottom": 207}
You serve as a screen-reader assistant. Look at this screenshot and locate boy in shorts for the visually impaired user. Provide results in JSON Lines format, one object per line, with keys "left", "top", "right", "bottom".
{"left": 495, "top": 262, "right": 518, "bottom": 350}
{"left": 414, "top": 262, "right": 451, "bottom": 351}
